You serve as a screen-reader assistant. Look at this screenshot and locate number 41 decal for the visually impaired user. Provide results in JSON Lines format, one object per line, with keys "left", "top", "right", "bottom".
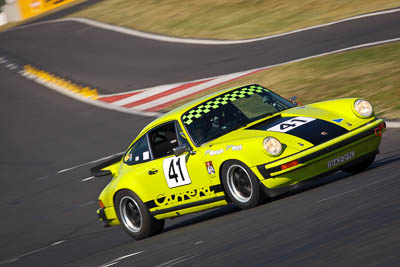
{"left": 267, "top": 117, "right": 315, "bottom": 133}
{"left": 162, "top": 155, "right": 191, "bottom": 188}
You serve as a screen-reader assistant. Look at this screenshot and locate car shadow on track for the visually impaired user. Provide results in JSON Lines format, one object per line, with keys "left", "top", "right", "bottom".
{"left": 163, "top": 152, "right": 400, "bottom": 233}
{"left": 373, "top": 152, "right": 400, "bottom": 168}
{"left": 164, "top": 205, "right": 241, "bottom": 232}
{"left": 267, "top": 151, "right": 400, "bottom": 201}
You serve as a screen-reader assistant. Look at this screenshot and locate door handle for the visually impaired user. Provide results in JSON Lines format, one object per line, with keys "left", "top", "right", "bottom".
{"left": 148, "top": 168, "right": 158, "bottom": 175}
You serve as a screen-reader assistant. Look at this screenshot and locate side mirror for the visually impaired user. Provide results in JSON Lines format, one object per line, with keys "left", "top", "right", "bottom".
{"left": 173, "top": 144, "right": 188, "bottom": 156}
{"left": 290, "top": 96, "right": 298, "bottom": 105}
{"left": 290, "top": 96, "right": 304, "bottom": 106}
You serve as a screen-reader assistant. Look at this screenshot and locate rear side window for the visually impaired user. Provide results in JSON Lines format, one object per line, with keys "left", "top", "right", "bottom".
{"left": 148, "top": 122, "right": 179, "bottom": 159}
{"left": 124, "top": 135, "right": 151, "bottom": 165}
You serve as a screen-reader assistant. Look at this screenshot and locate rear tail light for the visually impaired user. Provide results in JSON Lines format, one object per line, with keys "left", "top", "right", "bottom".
{"left": 99, "top": 200, "right": 105, "bottom": 209}
{"left": 374, "top": 122, "right": 386, "bottom": 137}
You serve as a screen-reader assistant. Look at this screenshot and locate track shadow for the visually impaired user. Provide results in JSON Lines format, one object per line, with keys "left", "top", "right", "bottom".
{"left": 267, "top": 151, "right": 400, "bottom": 202}
{"left": 163, "top": 152, "right": 400, "bottom": 232}
{"left": 164, "top": 205, "right": 240, "bottom": 232}
{"left": 373, "top": 153, "right": 400, "bottom": 168}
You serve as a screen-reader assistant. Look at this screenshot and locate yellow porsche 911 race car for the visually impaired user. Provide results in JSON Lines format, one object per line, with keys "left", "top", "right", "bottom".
{"left": 92, "top": 84, "right": 386, "bottom": 240}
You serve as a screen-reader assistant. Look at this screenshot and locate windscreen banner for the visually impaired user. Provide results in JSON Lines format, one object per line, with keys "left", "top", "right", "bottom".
{"left": 17, "top": 0, "right": 78, "bottom": 20}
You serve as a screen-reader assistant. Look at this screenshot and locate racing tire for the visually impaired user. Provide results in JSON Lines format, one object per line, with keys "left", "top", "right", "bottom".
{"left": 151, "top": 217, "right": 165, "bottom": 236}
{"left": 221, "top": 160, "right": 263, "bottom": 209}
{"left": 343, "top": 155, "right": 376, "bottom": 174}
{"left": 115, "top": 190, "right": 164, "bottom": 240}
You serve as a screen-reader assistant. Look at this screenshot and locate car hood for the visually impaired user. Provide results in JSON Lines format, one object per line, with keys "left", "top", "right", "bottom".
{"left": 245, "top": 114, "right": 348, "bottom": 146}
{"left": 207, "top": 102, "right": 370, "bottom": 148}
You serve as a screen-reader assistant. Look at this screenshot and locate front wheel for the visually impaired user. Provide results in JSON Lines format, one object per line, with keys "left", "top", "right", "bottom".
{"left": 115, "top": 190, "right": 164, "bottom": 240}
{"left": 221, "top": 160, "right": 263, "bottom": 209}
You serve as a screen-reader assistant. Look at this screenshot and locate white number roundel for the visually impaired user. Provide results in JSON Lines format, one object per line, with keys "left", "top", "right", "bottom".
{"left": 162, "top": 155, "right": 191, "bottom": 188}
{"left": 266, "top": 117, "right": 315, "bottom": 133}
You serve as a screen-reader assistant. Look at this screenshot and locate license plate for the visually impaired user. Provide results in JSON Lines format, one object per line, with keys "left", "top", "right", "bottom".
{"left": 327, "top": 151, "right": 355, "bottom": 168}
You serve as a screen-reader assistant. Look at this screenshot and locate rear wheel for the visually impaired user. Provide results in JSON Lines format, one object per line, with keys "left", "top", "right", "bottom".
{"left": 115, "top": 190, "right": 164, "bottom": 240}
{"left": 221, "top": 160, "right": 263, "bottom": 209}
{"left": 344, "top": 155, "right": 376, "bottom": 174}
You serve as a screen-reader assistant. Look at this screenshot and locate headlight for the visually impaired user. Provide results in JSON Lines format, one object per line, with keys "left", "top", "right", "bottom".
{"left": 354, "top": 99, "right": 373, "bottom": 118}
{"left": 263, "top": 137, "right": 282, "bottom": 156}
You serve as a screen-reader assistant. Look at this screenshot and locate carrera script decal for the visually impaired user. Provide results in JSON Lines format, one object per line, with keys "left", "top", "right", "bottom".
{"left": 154, "top": 187, "right": 214, "bottom": 207}
{"left": 266, "top": 117, "right": 316, "bottom": 133}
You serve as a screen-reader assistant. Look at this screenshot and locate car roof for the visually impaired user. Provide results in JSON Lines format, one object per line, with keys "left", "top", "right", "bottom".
{"left": 141, "top": 84, "right": 261, "bottom": 132}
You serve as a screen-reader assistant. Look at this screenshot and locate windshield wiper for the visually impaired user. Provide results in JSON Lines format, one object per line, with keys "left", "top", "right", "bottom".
{"left": 250, "top": 112, "right": 277, "bottom": 123}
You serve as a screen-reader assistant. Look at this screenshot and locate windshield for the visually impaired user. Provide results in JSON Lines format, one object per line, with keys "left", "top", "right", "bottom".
{"left": 181, "top": 84, "right": 295, "bottom": 146}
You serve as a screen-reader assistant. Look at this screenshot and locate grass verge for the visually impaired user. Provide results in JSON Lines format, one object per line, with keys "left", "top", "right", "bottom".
{"left": 165, "top": 42, "right": 400, "bottom": 119}
{"left": 68, "top": 0, "right": 400, "bottom": 40}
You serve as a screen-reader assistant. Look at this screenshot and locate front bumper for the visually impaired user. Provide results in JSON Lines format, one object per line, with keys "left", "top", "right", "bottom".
{"left": 255, "top": 119, "right": 385, "bottom": 194}
{"left": 97, "top": 208, "right": 111, "bottom": 228}
{"left": 97, "top": 207, "right": 119, "bottom": 227}
{"left": 259, "top": 150, "right": 378, "bottom": 198}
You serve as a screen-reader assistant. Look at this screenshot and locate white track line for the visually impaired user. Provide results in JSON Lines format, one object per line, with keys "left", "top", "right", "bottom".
{"left": 97, "top": 251, "right": 144, "bottom": 267}
{"left": 0, "top": 240, "right": 66, "bottom": 265}
{"left": 155, "top": 254, "right": 198, "bottom": 267}
{"left": 241, "top": 38, "right": 400, "bottom": 73}
{"left": 8, "top": 8, "right": 400, "bottom": 45}
{"left": 56, "top": 152, "right": 123, "bottom": 174}
{"left": 78, "top": 201, "right": 96, "bottom": 207}
{"left": 318, "top": 173, "right": 398, "bottom": 202}
{"left": 110, "top": 83, "right": 182, "bottom": 106}
{"left": 81, "top": 176, "right": 95, "bottom": 182}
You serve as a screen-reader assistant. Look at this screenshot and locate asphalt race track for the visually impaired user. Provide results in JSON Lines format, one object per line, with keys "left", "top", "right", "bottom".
{"left": 0, "top": 10, "right": 400, "bottom": 93}
{"left": 0, "top": 8, "right": 400, "bottom": 267}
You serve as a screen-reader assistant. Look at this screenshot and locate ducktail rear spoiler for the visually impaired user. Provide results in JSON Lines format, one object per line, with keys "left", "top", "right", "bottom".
{"left": 90, "top": 153, "right": 123, "bottom": 177}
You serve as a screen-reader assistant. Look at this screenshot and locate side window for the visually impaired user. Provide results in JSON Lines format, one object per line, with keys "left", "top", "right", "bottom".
{"left": 124, "top": 135, "right": 151, "bottom": 165}
{"left": 149, "top": 122, "right": 179, "bottom": 159}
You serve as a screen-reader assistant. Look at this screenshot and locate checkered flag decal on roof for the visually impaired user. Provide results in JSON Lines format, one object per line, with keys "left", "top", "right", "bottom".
{"left": 182, "top": 85, "right": 266, "bottom": 125}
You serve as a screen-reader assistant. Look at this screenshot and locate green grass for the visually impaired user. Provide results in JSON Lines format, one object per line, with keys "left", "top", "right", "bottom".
{"left": 166, "top": 42, "right": 400, "bottom": 119}
{"left": 68, "top": 0, "right": 400, "bottom": 40}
